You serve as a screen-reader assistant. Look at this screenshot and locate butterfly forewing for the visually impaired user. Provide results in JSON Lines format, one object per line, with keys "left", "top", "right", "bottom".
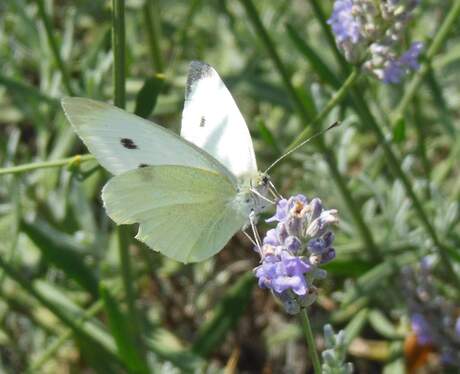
{"left": 62, "top": 97, "right": 233, "bottom": 181}
{"left": 181, "top": 61, "right": 258, "bottom": 179}
{"left": 102, "top": 165, "right": 246, "bottom": 263}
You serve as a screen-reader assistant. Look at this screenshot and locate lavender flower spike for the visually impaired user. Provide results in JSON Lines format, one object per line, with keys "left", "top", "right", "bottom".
{"left": 328, "top": 0, "right": 424, "bottom": 83}
{"left": 254, "top": 195, "right": 339, "bottom": 314}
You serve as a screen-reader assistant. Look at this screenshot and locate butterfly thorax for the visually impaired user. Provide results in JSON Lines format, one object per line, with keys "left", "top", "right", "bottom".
{"left": 232, "top": 172, "right": 271, "bottom": 222}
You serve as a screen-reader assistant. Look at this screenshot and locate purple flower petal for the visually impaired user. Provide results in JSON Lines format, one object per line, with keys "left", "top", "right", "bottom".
{"left": 285, "top": 236, "right": 302, "bottom": 253}
{"left": 266, "top": 198, "right": 288, "bottom": 223}
{"left": 383, "top": 42, "right": 423, "bottom": 84}
{"left": 328, "top": 0, "right": 362, "bottom": 44}
{"left": 411, "top": 313, "right": 432, "bottom": 345}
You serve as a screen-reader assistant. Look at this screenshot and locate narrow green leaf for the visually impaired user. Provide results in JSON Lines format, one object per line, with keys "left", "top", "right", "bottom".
{"left": 21, "top": 219, "right": 99, "bottom": 296}
{"left": 445, "top": 246, "right": 460, "bottom": 264}
{"left": 368, "top": 310, "right": 404, "bottom": 340}
{"left": 143, "top": 0, "right": 165, "bottom": 73}
{"left": 134, "top": 74, "right": 165, "bottom": 118}
{"left": 322, "top": 258, "right": 374, "bottom": 277}
{"left": 425, "top": 66, "right": 455, "bottom": 134}
{"left": 101, "top": 284, "right": 150, "bottom": 374}
{"left": 192, "top": 272, "right": 255, "bottom": 357}
{"left": 344, "top": 308, "right": 369, "bottom": 347}
{"left": 383, "top": 357, "right": 405, "bottom": 374}
{"left": 76, "top": 335, "right": 123, "bottom": 374}
{"left": 392, "top": 117, "right": 406, "bottom": 143}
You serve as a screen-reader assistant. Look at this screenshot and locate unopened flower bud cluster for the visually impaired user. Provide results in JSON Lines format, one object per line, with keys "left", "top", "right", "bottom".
{"left": 328, "top": 0, "right": 423, "bottom": 83}
{"left": 254, "top": 195, "right": 338, "bottom": 314}
{"left": 322, "top": 324, "right": 354, "bottom": 374}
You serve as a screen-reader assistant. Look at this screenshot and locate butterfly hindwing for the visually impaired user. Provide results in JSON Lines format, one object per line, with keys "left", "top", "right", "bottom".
{"left": 180, "top": 61, "right": 258, "bottom": 179}
{"left": 62, "top": 97, "right": 233, "bottom": 181}
{"left": 102, "top": 165, "right": 247, "bottom": 263}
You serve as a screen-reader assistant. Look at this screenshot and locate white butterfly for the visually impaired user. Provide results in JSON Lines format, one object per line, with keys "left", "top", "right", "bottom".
{"left": 62, "top": 61, "right": 272, "bottom": 263}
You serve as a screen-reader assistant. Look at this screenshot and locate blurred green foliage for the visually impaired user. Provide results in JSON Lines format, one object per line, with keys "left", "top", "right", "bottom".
{"left": 0, "top": 0, "right": 460, "bottom": 372}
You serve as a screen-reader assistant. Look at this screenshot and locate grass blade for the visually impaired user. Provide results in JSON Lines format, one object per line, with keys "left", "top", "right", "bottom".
{"left": 134, "top": 74, "right": 165, "bottom": 118}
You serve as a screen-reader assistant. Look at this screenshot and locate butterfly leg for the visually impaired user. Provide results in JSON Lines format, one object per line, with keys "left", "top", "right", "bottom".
{"left": 249, "top": 210, "right": 263, "bottom": 252}
{"left": 268, "top": 179, "right": 283, "bottom": 201}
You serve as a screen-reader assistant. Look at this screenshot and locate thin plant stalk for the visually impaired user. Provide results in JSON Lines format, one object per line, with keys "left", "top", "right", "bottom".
{"left": 143, "top": 0, "right": 164, "bottom": 73}
{"left": 112, "top": 0, "right": 126, "bottom": 109}
{"left": 300, "top": 308, "right": 322, "bottom": 374}
{"left": 0, "top": 154, "right": 94, "bottom": 175}
{"left": 412, "top": 95, "right": 431, "bottom": 199}
{"left": 239, "top": 0, "right": 379, "bottom": 261}
{"left": 111, "top": 0, "right": 147, "bottom": 363}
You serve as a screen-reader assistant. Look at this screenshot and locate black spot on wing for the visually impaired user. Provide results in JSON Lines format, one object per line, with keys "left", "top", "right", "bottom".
{"left": 200, "top": 116, "right": 206, "bottom": 127}
{"left": 185, "top": 61, "right": 213, "bottom": 98}
{"left": 120, "top": 138, "right": 138, "bottom": 149}
{"left": 138, "top": 163, "right": 149, "bottom": 168}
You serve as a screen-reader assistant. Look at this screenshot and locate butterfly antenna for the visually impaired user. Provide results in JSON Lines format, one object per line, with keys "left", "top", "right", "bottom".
{"left": 264, "top": 121, "right": 340, "bottom": 174}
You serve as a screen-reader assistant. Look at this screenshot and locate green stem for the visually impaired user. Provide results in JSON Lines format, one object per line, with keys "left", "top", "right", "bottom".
{"left": 424, "top": 65, "right": 455, "bottom": 134}
{"left": 300, "top": 308, "right": 322, "bottom": 374}
{"left": 36, "top": 0, "right": 74, "bottom": 95}
{"left": 112, "top": 0, "right": 146, "bottom": 362}
{"left": 0, "top": 154, "right": 94, "bottom": 176}
{"left": 391, "top": 0, "right": 460, "bottom": 124}
{"left": 412, "top": 95, "right": 431, "bottom": 199}
{"left": 112, "top": 0, "right": 126, "bottom": 109}
{"left": 143, "top": 0, "right": 164, "bottom": 73}
{"left": 240, "top": 0, "right": 378, "bottom": 260}
{"left": 117, "top": 227, "right": 143, "bottom": 345}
